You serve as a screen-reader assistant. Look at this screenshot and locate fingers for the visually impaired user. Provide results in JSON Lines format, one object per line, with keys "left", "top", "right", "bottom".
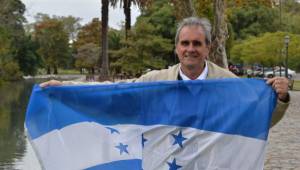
{"left": 40, "top": 80, "right": 63, "bottom": 88}
{"left": 266, "top": 77, "right": 289, "bottom": 101}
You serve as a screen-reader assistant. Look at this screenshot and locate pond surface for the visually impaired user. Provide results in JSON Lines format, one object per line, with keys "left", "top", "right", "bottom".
{"left": 0, "top": 80, "right": 42, "bottom": 170}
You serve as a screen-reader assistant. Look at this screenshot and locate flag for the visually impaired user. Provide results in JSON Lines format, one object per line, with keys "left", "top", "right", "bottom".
{"left": 25, "top": 78, "right": 276, "bottom": 170}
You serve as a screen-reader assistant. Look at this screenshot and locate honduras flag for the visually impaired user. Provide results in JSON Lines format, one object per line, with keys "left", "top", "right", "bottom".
{"left": 25, "top": 79, "right": 276, "bottom": 170}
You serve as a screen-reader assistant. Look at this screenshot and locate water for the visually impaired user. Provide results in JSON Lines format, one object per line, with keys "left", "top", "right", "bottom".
{"left": 0, "top": 80, "right": 41, "bottom": 170}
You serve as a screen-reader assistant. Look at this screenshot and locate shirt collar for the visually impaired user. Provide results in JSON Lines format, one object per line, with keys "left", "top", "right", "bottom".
{"left": 179, "top": 61, "right": 208, "bottom": 80}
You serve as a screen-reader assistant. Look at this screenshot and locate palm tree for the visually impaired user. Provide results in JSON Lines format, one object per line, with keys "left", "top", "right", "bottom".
{"left": 100, "top": 0, "right": 149, "bottom": 80}
{"left": 111, "top": 0, "right": 149, "bottom": 39}
{"left": 100, "top": 0, "right": 109, "bottom": 80}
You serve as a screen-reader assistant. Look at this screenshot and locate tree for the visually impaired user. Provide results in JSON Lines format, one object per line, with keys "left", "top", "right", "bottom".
{"left": 111, "top": 0, "right": 149, "bottom": 39}
{"left": 0, "top": 0, "right": 26, "bottom": 40}
{"left": 17, "top": 35, "right": 41, "bottom": 76}
{"left": 74, "top": 18, "right": 102, "bottom": 49}
{"left": 230, "top": 32, "right": 300, "bottom": 71}
{"left": 209, "top": 0, "right": 228, "bottom": 68}
{"left": 100, "top": 0, "right": 151, "bottom": 80}
{"left": 75, "top": 43, "right": 100, "bottom": 74}
{"left": 0, "top": 0, "right": 26, "bottom": 80}
{"left": 226, "top": 0, "right": 273, "bottom": 8}
{"left": 171, "top": 0, "right": 196, "bottom": 20}
{"left": 227, "top": 1, "right": 279, "bottom": 40}
{"left": 108, "top": 29, "right": 122, "bottom": 51}
{"left": 0, "top": 27, "right": 11, "bottom": 59}
{"left": 194, "top": 0, "right": 214, "bottom": 21}
{"left": 0, "top": 28, "right": 23, "bottom": 80}
{"left": 34, "top": 17, "right": 70, "bottom": 74}
{"left": 100, "top": 0, "right": 109, "bottom": 80}
{"left": 58, "top": 16, "right": 81, "bottom": 43}
{"left": 135, "top": 0, "right": 176, "bottom": 65}
{"left": 110, "top": 3, "right": 174, "bottom": 76}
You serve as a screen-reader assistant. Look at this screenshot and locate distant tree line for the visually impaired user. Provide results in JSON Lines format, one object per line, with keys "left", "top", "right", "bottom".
{"left": 1, "top": 0, "right": 300, "bottom": 83}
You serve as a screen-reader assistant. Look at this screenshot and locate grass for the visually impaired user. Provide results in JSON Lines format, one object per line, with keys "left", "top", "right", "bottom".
{"left": 37, "top": 68, "right": 81, "bottom": 75}
{"left": 57, "top": 69, "right": 81, "bottom": 75}
{"left": 292, "top": 80, "right": 300, "bottom": 91}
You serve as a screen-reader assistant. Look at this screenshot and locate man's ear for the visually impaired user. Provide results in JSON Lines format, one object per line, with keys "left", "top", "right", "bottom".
{"left": 205, "top": 44, "right": 210, "bottom": 59}
{"left": 206, "top": 44, "right": 211, "bottom": 51}
{"left": 174, "top": 48, "right": 179, "bottom": 56}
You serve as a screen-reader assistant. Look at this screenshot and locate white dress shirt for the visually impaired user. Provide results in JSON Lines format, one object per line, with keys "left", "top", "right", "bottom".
{"left": 179, "top": 61, "right": 208, "bottom": 80}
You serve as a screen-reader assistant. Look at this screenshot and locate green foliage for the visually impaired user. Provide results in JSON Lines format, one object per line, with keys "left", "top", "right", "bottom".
{"left": 230, "top": 32, "right": 300, "bottom": 71}
{"left": 56, "top": 15, "right": 82, "bottom": 42}
{"left": 228, "top": 4, "right": 279, "bottom": 40}
{"left": 0, "top": 0, "right": 27, "bottom": 80}
{"left": 17, "top": 36, "right": 41, "bottom": 76}
{"left": 73, "top": 18, "right": 102, "bottom": 73}
{"left": 0, "top": 27, "right": 12, "bottom": 58}
{"left": 108, "top": 29, "right": 122, "bottom": 50}
{"left": 279, "top": 0, "right": 300, "bottom": 35}
{"left": 34, "top": 16, "right": 71, "bottom": 74}
{"left": 110, "top": 1, "right": 174, "bottom": 76}
{"left": 141, "top": 0, "right": 177, "bottom": 40}
{"left": 194, "top": 0, "right": 214, "bottom": 21}
{"left": 0, "top": 0, "right": 26, "bottom": 38}
{"left": 74, "top": 43, "right": 100, "bottom": 73}
{"left": 111, "top": 28, "right": 172, "bottom": 75}
{"left": 226, "top": 0, "right": 273, "bottom": 8}
{"left": 282, "top": 0, "right": 300, "bottom": 14}
{"left": 74, "top": 18, "right": 101, "bottom": 49}
{"left": 0, "top": 60, "right": 22, "bottom": 81}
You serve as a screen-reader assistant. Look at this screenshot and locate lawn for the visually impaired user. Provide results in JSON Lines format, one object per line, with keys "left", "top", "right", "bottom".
{"left": 292, "top": 80, "right": 300, "bottom": 91}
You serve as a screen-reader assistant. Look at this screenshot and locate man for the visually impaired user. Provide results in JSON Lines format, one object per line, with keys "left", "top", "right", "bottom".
{"left": 40, "top": 17, "right": 290, "bottom": 127}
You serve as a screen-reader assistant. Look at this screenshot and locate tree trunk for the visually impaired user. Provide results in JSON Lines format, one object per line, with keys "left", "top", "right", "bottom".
{"left": 100, "top": 0, "right": 109, "bottom": 80}
{"left": 171, "top": 0, "right": 196, "bottom": 20}
{"left": 47, "top": 66, "right": 51, "bottom": 74}
{"left": 209, "top": 0, "right": 228, "bottom": 69}
{"left": 123, "top": 0, "right": 131, "bottom": 40}
{"left": 54, "top": 65, "right": 58, "bottom": 74}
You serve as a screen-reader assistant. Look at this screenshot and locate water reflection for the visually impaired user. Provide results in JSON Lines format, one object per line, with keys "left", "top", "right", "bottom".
{"left": 0, "top": 80, "right": 40, "bottom": 170}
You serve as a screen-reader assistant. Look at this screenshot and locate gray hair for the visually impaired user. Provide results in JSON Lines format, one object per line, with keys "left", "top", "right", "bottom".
{"left": 175, "top": 17, "right": 212, "bottom": 45}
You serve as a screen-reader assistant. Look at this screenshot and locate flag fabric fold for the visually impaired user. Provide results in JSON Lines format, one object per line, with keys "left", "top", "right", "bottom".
{"left": 25, "top": 78, "right": 276, "bottom": 170}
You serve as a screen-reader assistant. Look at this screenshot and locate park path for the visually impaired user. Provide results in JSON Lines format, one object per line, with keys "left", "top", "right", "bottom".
{"left": 264, "top": 91, "right": 300, "bottom": 170}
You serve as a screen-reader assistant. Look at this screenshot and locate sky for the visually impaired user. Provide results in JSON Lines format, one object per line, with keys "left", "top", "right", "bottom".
{"left": 21, "top": 0, "right": 141, "bottom": 29}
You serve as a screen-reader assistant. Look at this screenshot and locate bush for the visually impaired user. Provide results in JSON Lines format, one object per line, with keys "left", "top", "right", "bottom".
{"left": 0, "top": 61, "right": 23, "bottom": 81}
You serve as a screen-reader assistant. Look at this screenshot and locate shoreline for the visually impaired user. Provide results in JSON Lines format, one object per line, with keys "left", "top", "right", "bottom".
{"left": 23, "top": 74, "right": 86, "bottom": 80}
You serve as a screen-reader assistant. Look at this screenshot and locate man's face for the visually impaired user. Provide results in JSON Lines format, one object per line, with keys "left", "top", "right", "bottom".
{"left": 176, "top": 26, "right": 209, "bottom": 71}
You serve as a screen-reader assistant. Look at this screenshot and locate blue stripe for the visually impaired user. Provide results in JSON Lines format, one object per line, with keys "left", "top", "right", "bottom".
{"left": 25, "top": 78, "right": 276, "bottom": 140}
{"left": 85, "top": 159, "right": 141, "bottom": 170}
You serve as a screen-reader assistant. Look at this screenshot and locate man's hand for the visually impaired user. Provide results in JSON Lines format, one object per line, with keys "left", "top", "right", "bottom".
{"left": 40, "top": 80, "right": 63, "bottom": 88}
{"left": 266, "top": 77, "right": 289, "bottom": 102}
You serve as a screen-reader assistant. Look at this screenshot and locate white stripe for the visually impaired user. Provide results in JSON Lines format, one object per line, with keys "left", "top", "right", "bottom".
{"left": 32, "top": 123, "right": 266, "bottom": 170}
{"left": 32, "top": 122, "right": 142, "bottom": 170}
{"left": 142, "top": 125, "right": 266, "bottom": 170}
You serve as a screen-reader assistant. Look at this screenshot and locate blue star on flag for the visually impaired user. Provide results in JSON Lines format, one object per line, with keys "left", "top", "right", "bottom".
{"left": 167, "top": 158, "right": 182, "bottom": 170}
{"left": 115, "top": 143, "right": 129, "bottom": 155}
{"left": 172, "top": 130, "right": 187, "bottom": 148}
{"left": 142, "top": 134, "right": 148, "bottom": 148}
{"left": 106, "top": 127, "right": 120, "bottom": 134}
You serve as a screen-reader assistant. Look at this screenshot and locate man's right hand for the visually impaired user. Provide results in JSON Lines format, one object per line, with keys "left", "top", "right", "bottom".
{"left": 40, "top": 80, "right": 63, "bottom": 88}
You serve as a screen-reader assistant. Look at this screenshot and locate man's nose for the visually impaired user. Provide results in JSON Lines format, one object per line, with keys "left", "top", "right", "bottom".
{"left": 187, "top": 44, "right": 196, "bottom": 52}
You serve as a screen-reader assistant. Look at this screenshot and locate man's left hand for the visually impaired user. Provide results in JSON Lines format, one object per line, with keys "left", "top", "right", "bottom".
{"left": 266, "top": 77, "right": 289, "bottom": 102}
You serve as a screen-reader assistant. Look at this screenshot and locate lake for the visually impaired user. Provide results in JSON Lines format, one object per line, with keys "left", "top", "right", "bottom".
{"left": 0, "top": 80, "right": 43, "bottom": 170}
